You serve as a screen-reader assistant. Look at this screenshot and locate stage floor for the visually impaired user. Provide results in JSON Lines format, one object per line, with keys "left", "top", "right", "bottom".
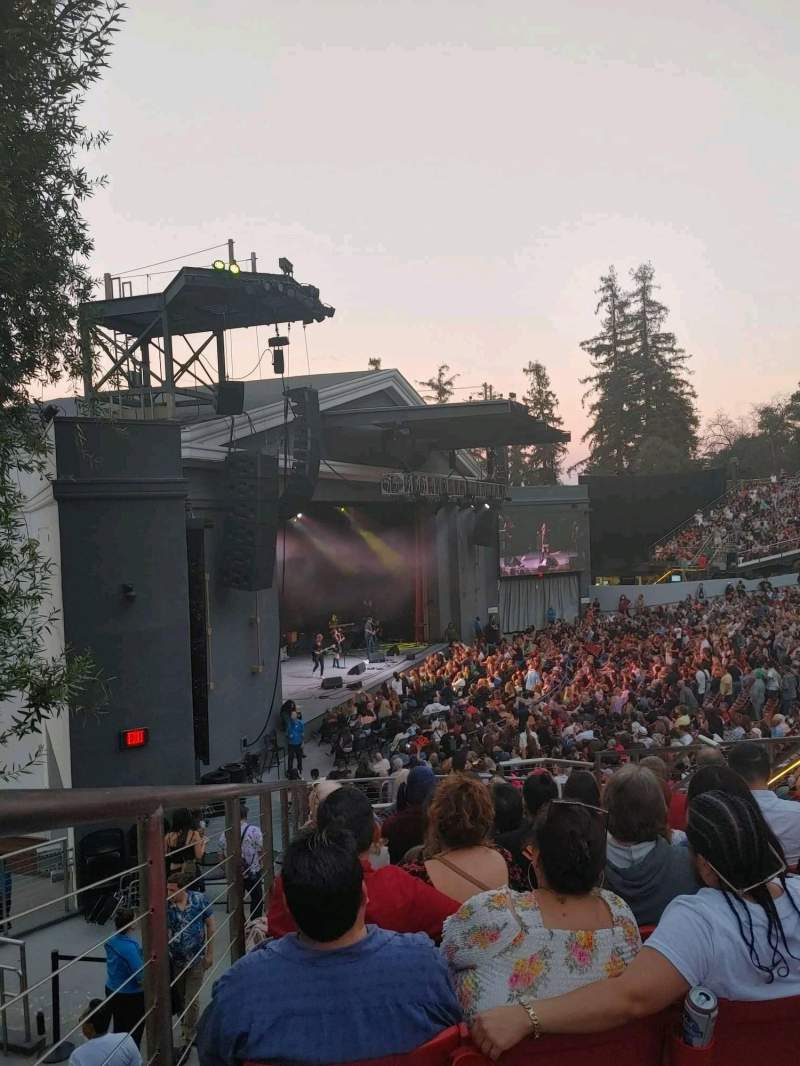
{"left": 281, "top": 643, "right": 446, "bottom": 724}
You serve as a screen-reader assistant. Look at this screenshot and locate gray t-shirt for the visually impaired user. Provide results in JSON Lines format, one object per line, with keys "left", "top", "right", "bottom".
{"left": 69, "top": 1034, "right": 141, "bottom": 1066}
{"left": 647, "top": 879, "right": 800, "bottom": 999}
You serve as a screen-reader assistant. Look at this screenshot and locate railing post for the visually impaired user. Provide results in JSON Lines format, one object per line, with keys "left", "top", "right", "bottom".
{"left": 59, "top": 839, "right": 72, "bottom": 915}
{"left": 259, "top": 790, "right": 274, "bottom": 901}
{"left": 140, "top": 808, "right": 172, "bottom": 1066}
{"left": 280, "top": 789, "right": 290, "bottom": 852}
{"left": 224, "top": 798, "right": 246, "bottom": 963}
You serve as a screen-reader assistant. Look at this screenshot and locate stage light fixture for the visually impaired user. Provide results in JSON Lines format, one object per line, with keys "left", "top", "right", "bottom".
{"left": 229, "top": 261, "right": 241, "bottom": 275}
{"left": 296, "top": 513, "right": 303, "bottom": 519}
{"left": 483, "top": 503, "right": 491, "bottom": 510}
{"left": 212, "top": 259, "right": 226, "bottom": 271}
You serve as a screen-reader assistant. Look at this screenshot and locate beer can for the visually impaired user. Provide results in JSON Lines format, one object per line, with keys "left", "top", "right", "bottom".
{"left": 682, "top": 986, "right": 718, "bottom": 1048}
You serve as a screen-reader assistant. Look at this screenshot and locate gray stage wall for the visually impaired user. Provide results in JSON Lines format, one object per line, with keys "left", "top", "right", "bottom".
{"left": 430, "top": 506, "right": 499, "bottom": 640}
{"left": 53, "top": 419, "right": 196, "bottom": 788}
{"left": 184, "top": 463, "right": 282, "bottom": 768}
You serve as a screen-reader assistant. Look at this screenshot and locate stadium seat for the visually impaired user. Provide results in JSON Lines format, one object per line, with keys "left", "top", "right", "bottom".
{"left": 460, "top": 1012, "right": 671, "bottom": 1066}
{"left": 638, "top": 924, "right": 657, "bottom": 941}
{"left": 667, "top": 995, "right": 800, "bottom": 1065}
{"left": 243, "top": 1023, "right": 468, "bottom": 1066}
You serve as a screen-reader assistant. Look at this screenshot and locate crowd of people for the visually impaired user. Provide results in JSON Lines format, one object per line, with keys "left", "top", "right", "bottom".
{"left": 191, "top": 584, "right": 800, "bottom": 1065}
{"left": 654, "top": 475, "right": 800, "bottom": 564}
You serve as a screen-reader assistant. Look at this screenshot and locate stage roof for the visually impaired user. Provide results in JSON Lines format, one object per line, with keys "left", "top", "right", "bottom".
{"left": 321, "top": 400, "right": 570, "bottom": 448}
{"left": 83, "top": 266, "right": 335, "bottom": 336}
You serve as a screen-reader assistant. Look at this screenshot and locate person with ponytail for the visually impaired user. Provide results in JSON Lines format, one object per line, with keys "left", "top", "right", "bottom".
{"left": 441, "top": 800, "right": 641, "bottom": 1019}
{"left": 470, "top": 790, "right": 800, "bottom": 1060}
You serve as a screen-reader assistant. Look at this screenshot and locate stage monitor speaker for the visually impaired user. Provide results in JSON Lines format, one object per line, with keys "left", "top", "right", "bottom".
{"left": 221, "top": 451, "right": 279, "bottom": 590}
{"left": 321, "top": 676, "right": 343, "bottom": 690}
{"left": 279, "top": 387, "right": 321, "bottom": 519}
{"left": 387, "top": 644, "right": 400, "bottom": 656}
{"left": 369, "top": 653, "right": 387, "bottom": 664}
{"left": 405, "top": 651, "right": 418, "bottom": 660}
{"left": 347, "top": 661, "right": 367, "bottom": 676}
{"left": 346, "top": 681, "right": 363, "bottom": 691}
{"left": 215, "top": 381, "right": 245, "bottom": 416}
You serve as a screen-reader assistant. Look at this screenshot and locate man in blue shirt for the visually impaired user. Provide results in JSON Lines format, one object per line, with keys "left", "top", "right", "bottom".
{"left": 286, "top": 708, "right": 305, "bottom": 777}
{"left": 198, "top": 827, "right": 461, "bottom": 1066}
{"left": 104, "top": 910, "right": 145, "bottom": 1046}
{"left": 69, "top": 1000, "right": 140, "bottom": 1066}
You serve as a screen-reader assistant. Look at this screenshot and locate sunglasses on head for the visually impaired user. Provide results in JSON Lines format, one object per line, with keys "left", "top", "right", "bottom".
{"left": 548, "top": 798, "right": 609, "bottom": 824}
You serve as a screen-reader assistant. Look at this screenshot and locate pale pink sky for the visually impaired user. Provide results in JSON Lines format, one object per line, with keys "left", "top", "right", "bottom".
{"left": 76, "top": 0, "right": 800, "bottom": 471}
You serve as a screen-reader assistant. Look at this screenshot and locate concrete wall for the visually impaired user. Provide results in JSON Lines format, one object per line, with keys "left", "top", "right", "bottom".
{"left": 1, "top": 429, "right": 71, "bottom": 790}
{"left": 54, "top": 419, "right": 196, "bottom": 788}
{"left": 591, "top": 571, "right": 799, "bottom": 611}
{"left": 184, "top": 464, "right": 283, "bottom": 766}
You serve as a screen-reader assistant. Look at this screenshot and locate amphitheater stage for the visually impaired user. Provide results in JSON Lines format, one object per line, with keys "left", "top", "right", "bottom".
{"left": 280, "top": 642, "right": 446, "bottom": 724}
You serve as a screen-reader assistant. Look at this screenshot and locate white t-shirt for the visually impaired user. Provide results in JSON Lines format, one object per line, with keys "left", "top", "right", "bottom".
{"left": 753, "top": 790, "right": 800, "bottom": 868}
{"left": 647, "top": 880, "right": 800, "bottom": 1000}
{"left": 69, "top": 1035, "right": 141, "bottom": 1066}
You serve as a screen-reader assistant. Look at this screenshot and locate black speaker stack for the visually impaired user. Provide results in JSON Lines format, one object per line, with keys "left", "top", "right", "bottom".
{"left": 220, "top": 451, "right": 279, "bottom": 590}
{"left": 279, "top": 387, "right": 321, "bottom": 519}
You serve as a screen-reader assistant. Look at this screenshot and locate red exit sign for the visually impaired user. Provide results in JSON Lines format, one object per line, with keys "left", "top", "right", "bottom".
{"left": 119, "top": 727, "right": 149, "bottom": 750}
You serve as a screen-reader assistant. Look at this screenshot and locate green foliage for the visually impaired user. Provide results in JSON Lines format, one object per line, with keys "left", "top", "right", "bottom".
{"left": 367, "top": 356, "right": 382, "bottom": 371}
{"left": 507, "top": 361, "right": 567, "bottom": 485}
{"left": 418, "top": 363, "right": 458, "bottom": 404}
{"left": 580, "top": 264, "right": 699, "bottom": 474}
{"left": 700, "top": 393, "right": 800, "bottom": 478}
{"left": 0, "top": 1, "right": 123, "bottom": 778}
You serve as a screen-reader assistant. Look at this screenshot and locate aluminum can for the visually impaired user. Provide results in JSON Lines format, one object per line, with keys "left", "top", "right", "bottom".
{"left": 682, "top": 986, "right": 718, "bottom": 1048}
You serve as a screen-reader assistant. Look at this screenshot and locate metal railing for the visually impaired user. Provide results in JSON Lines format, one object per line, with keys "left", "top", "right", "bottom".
{"left": 0, "top": 780, "right": 307, "bottom": 1066}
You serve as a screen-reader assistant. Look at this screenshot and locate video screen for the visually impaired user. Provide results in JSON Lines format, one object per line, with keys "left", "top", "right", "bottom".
{"left": 500, "top": 505, "right": 588, "bottom": 577}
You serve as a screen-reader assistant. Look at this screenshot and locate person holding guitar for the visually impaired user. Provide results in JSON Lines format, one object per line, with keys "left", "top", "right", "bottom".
{"left": 364, "top": 616, "right": 378, "bottom": 657}
{"left": 332, "top": 626, "right": 346, "bottom": 669}
{"left": 312, "top": 632, "right": 326, "bottom": 677}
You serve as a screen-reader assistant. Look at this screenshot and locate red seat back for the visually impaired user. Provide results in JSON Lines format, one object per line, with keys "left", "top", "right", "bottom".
{"left": 243, "top": 1024, "right": 467, "bottom": 1066}
{"left": 459, "top": 1012, "right": 671, "bottom": 1066}
{"left": 668, "top": 995, "right": 800, "bottom": 1065}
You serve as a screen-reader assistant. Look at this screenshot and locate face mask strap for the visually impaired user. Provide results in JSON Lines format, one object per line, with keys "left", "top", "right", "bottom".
{"left": 705, "top": 845, "right": 787, "bottom": 896}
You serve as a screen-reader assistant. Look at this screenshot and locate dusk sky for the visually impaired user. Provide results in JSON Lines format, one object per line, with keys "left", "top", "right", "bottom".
{"left": 78, "top": 0, "right": 800, "bottom": 471}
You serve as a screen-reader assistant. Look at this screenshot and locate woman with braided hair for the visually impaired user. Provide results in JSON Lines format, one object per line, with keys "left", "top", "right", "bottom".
{"left": 470, "top": 790, "right": 800, "bottom": 1060}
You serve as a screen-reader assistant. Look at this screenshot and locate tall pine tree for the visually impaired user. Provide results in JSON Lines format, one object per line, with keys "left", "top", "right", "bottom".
{"left": 580, "top": 264, "right": 698, "bottom": 473}
{"left": 506, "top": 362, "right": 566, "bottom": 485}
{"left": 580, "top": 267, "right": 637, "bottom": 474}
{"left": 522, "top": 361, "right": 567, "bottom": 484}
{"left": 417, "top": 364, "right": 458, "bottom": 404}
{"left": 627, "top": 263, "right": 698, "bottom": 469}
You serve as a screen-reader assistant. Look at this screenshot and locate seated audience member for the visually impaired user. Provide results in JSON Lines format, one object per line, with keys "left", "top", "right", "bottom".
{"left": 470, "top": 791, "right": 800, "bottom": 1058}
{"left": 382, "top": 764, "right": 436, "bottom": 863}
{"left": 562, "top": 770, "right": 601, "bottom": 806}
{"left": 442, "top": 799, "right": 640, "bottom": 1018}
{"left": 728, "top": 741, "right": 800, "bottom": 869}
{"left": 198, "top": 827, "right": 461, "bottom": 1066}
{"left": 268, "top": 787, "right": 458, "bottom": 939}
{"left": 491, "top": 781, "right": 524, "bottom": 838}
{"left": 403, "top": 775, "right": 510, "bottom": 902}
{"left": 496, "top": 770, "right": 559, "bottom": 890}
{"left": 603, "top": 765, "right": 698, "bottom": 924}
{"left": 69, "top": 1001, "right": 141, "bottom": 1066}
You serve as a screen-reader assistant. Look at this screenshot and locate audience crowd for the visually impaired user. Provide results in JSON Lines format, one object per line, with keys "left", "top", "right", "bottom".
{"left": 654, "top": 475, "right": 800, "bottom": 564}
{"left": 195, "top": 585, "right": 800, "bottom": 1066}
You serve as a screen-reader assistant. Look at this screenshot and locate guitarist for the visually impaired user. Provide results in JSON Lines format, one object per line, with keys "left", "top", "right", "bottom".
{"left": 311, "top": 632, "right": 326, "bottom": 677}
{"left": 332, "top": 626, "right": 346, "bottom": 669}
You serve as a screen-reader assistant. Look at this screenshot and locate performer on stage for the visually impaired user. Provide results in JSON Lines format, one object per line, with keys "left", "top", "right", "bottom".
{"left": 364, "top": 616, "right": 378, "bottom": 657}
{"left": 311, "top": 632, "right": 326, "bottom": 677}
{"left": 332, "top": 626, "right": 345, "bottom": 669}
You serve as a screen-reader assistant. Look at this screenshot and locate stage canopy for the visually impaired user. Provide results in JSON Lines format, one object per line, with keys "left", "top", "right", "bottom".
{"left": 321, "top": 399, "right": 570, "bottom": 449}
{"left": 84, "top": 266, "right": 334, "bottom": 337}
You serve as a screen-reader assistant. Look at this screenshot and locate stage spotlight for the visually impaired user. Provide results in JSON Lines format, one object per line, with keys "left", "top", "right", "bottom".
{"left": 483, "top": 503, "right": 491, "bottom": 510}
{"left": 295, "top": 513, "right": 303, "bottom": 519}
{"left": 229, "top": 261, "right": 241, "bottom": 275}
{"left": 212, "top": 259, "right": 226, "bottom": 271}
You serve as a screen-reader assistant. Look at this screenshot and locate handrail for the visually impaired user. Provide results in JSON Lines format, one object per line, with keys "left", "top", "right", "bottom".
{"left": 1, "top": 780, "right": 303, "bottom": 837}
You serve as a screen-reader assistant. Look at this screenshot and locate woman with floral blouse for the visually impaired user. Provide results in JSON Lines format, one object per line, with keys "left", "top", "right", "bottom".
{"left": 441, "top": 799, "right": 641, "bottom": 1018}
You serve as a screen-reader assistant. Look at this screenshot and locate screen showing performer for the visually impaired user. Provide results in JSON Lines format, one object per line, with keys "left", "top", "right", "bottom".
{"left": 499, "top": 504, "right": 588, "bottom": 576}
